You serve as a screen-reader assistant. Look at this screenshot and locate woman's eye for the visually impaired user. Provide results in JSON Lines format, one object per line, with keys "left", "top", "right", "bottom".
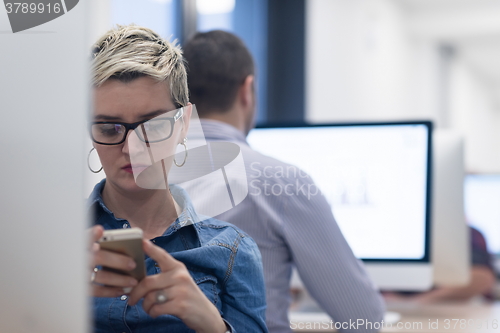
{"left": 100, "top": 124, "right": 122, "bottom": 136}
{"left": 101, "top": 129, "right": 115, "bottom": 136}
{"left": 145, "top": 121, "right": 164, "bottom": 131}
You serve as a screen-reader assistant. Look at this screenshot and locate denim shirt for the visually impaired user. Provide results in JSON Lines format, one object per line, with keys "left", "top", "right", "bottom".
{"left": 89, "top": 179, "right": 268, "bottom": 333}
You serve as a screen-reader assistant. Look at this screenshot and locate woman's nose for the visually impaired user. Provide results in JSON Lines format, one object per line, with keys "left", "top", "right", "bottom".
{"left": 122, "top": 129, "right": 144, "bottom": 155}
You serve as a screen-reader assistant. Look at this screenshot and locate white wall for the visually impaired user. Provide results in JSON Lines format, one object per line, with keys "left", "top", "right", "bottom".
{"left": 306, "top": 0, "right": 500, "bottom": 172}
{"left": 449, "top": 58, "right": 500, "bottom": 172}
{"left": 306, "top": 0, "right": 440, "bottom": 124}
{"left": 88, "top": 0, "right": 111, "bottom": 46}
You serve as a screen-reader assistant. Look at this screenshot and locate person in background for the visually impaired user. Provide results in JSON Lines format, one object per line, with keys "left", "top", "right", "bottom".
{"left": 385, "top": 226, "right": 495, "bottom": 303}
{"left": 183, "top": 30, "right": 385, "bottom": 333}
{"left": 87, "top": 25, "right": 267, "bottom": 333}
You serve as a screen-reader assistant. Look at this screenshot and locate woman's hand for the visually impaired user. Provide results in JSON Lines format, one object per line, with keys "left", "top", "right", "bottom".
{"left": 88, "top": 225, "right": 139, "bottom": 297}
{"left": 127, "top": 239, "right": 227, "bottom": 333}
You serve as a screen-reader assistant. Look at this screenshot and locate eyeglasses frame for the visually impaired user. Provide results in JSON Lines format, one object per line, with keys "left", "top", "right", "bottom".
{"left": 90, "top": 108, "right": 184, "bottom": 146}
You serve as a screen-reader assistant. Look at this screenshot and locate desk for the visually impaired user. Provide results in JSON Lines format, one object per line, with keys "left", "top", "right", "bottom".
{"left": 290, "top": 301, "right": 499, "bottom": 332}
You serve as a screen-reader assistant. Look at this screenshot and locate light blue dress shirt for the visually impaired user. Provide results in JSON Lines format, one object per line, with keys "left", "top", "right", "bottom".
{"left": 199, "top": 120, "right": 385, "bottom": 333}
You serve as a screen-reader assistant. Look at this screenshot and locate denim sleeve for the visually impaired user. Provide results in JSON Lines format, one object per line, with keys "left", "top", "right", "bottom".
{"left": 221, "top": 236, "right": 268, "bottom": 333}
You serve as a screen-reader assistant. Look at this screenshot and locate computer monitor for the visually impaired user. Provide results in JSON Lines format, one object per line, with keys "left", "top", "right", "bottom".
{"left": 247, "top": 121, "right": 433, "bottom": 290}
{"left": 432, "top": 131, "right": 470, "bottom": 287}
{"left": 465, "top": 173, "right": 500, "bottom": 273}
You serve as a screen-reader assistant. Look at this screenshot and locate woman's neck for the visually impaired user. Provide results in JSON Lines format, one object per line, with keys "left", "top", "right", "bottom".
{"left": 101, "top": 182, "right": 180, "bottom": 239}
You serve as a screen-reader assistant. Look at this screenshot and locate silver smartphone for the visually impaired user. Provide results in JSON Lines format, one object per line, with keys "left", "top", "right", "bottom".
{"left": 98, "top": 228, "right": 146, "bottom": 281}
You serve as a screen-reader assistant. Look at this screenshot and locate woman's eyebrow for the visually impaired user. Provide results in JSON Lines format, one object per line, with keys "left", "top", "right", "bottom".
{"left": 93, "top": 109, "right": 173, "bottom": 121}
{"left": 94, "top": 114, "right": 122, "bottom": 121}
{"left": 94, "top": 109, "right": 175, "bottom": 122}
{"left": 139, "top": 109, "right": 172, "bottom": 119}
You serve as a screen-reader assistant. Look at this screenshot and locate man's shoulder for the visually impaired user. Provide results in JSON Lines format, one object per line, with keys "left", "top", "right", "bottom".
{"left": 241, "top": 144, "right": 288, "bottom": 166}
{"left": 241, "top": 145, "right": 314, "bottom": 184}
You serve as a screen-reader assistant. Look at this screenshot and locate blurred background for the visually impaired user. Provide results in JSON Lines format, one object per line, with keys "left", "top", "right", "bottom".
{"left": 89, "top": 0, "right": 500, "bottom": 173}
{"left": 87, "top": 0, "right": 500, "bottom": 263}
{"left": 3, "top": 1, "right": 500, "bottom": 331}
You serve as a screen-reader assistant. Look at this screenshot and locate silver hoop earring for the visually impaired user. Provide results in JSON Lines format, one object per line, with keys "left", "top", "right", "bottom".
{"left": 87, "top": 147, "right": 103, "bottom": 173}
{"left": 174, "top": 138, "right": 188, "bottom": 167}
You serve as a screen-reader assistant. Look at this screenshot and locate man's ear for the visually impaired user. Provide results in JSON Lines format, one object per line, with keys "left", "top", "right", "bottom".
{"left": 240, "top": 75, "right": 254, "bottom": 107}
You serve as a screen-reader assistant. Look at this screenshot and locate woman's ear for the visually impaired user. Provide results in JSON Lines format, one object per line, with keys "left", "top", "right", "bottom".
{"left": 180, "top": 103, "right": 192, "bottom": 140}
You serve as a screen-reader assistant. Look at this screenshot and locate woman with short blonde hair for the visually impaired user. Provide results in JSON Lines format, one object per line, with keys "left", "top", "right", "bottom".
{"left": 87, "top": 25, "right": 267, "bottom": 333}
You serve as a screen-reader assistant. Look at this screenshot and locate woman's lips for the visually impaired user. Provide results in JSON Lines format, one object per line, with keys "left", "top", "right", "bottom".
{"left": 122, "top": 164, "right": 149, "bottom": 174}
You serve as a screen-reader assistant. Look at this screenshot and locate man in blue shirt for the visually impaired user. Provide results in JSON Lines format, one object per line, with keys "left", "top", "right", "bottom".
{"left": 183, "top": 30, "right": 385, "bottom": 333}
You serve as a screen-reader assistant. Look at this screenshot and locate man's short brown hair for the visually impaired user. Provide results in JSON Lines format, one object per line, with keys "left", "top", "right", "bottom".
{"left": 183, "top": 30, "right": 254, "bottom": 116}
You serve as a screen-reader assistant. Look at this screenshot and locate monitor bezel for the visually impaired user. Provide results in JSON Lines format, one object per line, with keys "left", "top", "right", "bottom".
{"left": 251, "top": 120, "right": 433, "bottom": 263}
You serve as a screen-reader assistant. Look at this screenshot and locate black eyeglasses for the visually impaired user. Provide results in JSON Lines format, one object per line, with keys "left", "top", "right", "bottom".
{"left": 91, "top": 108, "right": 184, "bottom": 145}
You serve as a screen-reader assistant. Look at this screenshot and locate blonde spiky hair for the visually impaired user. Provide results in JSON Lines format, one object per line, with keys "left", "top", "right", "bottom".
{"left": 91, "top": 24, "right": 188, "bottom": 107}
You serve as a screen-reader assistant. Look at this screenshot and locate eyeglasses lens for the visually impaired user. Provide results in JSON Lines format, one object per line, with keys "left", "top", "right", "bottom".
{"left": 91, "top": 123, "right": 126, "bottom": 144}
{"left": 135, "top": 119, "right": 173, "bottom": 143}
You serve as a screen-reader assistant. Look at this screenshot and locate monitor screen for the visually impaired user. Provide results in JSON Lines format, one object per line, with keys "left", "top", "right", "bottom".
{"left": 465, "top": 174, "right": 500, "bottom": 256}
{"left": 247, "top": 122, "right": 432, "bottom": 261}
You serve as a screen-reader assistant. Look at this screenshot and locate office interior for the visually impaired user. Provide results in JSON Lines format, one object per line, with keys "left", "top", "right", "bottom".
{"left": 2, "top": 0, "right": 500, "bottom": 332}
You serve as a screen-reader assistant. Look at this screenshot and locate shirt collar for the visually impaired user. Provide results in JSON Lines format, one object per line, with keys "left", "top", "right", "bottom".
{"left": 88, "top": 179, "right": 202, "bottom": 236}
{"left": 200, "top": 119, "right": 249, "bottom": 145}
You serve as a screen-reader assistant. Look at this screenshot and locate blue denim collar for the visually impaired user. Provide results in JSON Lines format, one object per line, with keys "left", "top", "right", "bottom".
{"left": 88, "top": 179, "right": 203, "bottom": 237}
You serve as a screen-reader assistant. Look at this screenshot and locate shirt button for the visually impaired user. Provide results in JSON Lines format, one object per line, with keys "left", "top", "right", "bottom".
{"left": 122, "top": 223, "right": 128, "bottom": 228}
{"left": 120, "top": 295, "right": 128, "bottom": 301}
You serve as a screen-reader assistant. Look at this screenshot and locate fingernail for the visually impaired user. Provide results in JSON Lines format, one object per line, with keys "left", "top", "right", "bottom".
{"left": 123, "top": 287, "right": 132, "bottom": 294}
{"left": 128, "top": 260, "right": 136, "bottom": 269}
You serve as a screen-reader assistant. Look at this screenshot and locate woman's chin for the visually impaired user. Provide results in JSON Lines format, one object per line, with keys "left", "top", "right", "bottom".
{"left": 108, "top": 173, "right": 146, "bottom": 192}
{"left": 130, "top": 168, "right": 168, "bottom": 190}
{"left": 117, "top": 174, "right": 165, "bottom": 192}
